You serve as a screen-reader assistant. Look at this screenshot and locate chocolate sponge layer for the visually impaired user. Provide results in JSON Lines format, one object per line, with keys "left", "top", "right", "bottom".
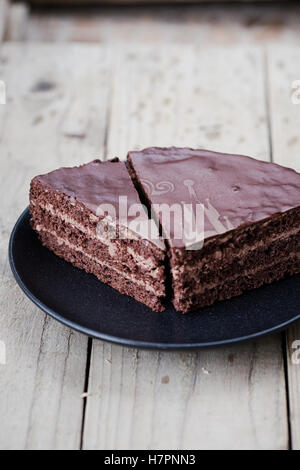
{"left": 38, "top": 229, "right": 165, "bottom": 312}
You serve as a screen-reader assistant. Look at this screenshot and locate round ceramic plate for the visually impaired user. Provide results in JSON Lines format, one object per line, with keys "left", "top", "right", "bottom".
{"left": 9, "top": 208, "right": 300, "bottom": 350}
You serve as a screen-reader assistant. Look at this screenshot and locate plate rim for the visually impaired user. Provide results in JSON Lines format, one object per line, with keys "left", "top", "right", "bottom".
{"left": 8, "top": 207, "right": 300, "bottom": 350}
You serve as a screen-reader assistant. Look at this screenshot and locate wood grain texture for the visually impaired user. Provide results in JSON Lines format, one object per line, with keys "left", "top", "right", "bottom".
{"left": 268, "top": 48, "right": 300, "bottom": 172}
{"left": 267, "top": 47, "right": 300, "bottom": 449}
{"left": 0, "top": 43, "right": 112, "bottom": 449}
{"left": 0, "top": 0, "right": 8, "bottom": 42}
{"left": 26, "top": 4, "right": 300, "bottom": 47}
{"left": 82, "top": 46, "right": 288, "bottom": 450}
{"left": 106, "top": 46, "right": 269, "bottom": 160}
{"left": 83, "top": 340, "right": 287, "bottom": 450}
{"left": 5, "top": 2, "right": 30, "bottom": 41}
{"left": 286, "top": 325, "right": 300, "bottom": 450}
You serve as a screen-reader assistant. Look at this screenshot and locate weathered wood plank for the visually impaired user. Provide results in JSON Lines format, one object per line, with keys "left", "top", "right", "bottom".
{"left": 286, "top": 325, "right": 300, "bottom": 450}
{"left": 0, "top": 0, "right": 8, "bottom": 42}
{"left": 83, "top": 46, "right": 288, "bottom": 450}
{"left": 84, "top": 339, "right": 287, "bottom": 450}
{"left": 0, "top": 43, "right": 112, "bottom": 449}
{"left": 267, "top": 46, "right": 300, "bottom": 449}
{"left": 5, "top": 2, "right": 29, "bottom": 41}
{"left": 268, "top": 48, "right": 300, "bottom": 172}
{"left": 26, "top": 4, "right": 300, "bottom": 47}
{"left": 106, "top": 46, "right": 269, "bottom": 160}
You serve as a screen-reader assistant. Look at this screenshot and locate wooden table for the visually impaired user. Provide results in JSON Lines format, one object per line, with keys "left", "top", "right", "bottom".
{"left": 0, "top": 11, "right": 300, "bottom": 449}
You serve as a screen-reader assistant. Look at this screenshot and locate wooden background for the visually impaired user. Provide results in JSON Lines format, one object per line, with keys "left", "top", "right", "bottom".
{"left": 0, "top": 1, "right": 300, "bottom": 450}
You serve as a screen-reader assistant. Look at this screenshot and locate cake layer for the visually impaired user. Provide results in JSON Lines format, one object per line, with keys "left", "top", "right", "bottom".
{"left": 173, "top": 255, "right": 300, "bottom": 313}
{"left": 33, "top": 221, "right": 166, "bottom": 296}
{"left": 172, "top": 228, "right": 300, "bottom": 290}
{"left": 30, "top": 203, "right": 165, "bottom": 284}
{"left": 30, "top": 178, "right": 165, "bottom": 257}
{"left": 174, "top": 251, "right": 300, "bottom": 299}
{"left": 37, "top": 229, "right": 165, "bottom": 312}
{"left": 170, "top": 206, "right": 300, "bottom": 267}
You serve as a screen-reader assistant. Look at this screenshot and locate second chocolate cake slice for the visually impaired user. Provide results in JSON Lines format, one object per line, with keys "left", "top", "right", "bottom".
{"left": 127, "top": 147, "right": 300, "bottom": 313}
{"left": 30, "top": 159, "right": 166, "bottom": 311}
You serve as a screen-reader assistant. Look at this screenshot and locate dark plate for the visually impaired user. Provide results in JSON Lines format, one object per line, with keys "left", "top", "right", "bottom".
{"left": 9, "top": 208, "right": 300, "bottom": 350}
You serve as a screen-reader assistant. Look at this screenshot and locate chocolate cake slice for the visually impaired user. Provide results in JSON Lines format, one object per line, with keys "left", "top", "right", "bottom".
{"left": 30, "top": 159, "right": 166, "bottom": 312}
{"left": 127, "top": 147, "right": 300, "bottom": 313}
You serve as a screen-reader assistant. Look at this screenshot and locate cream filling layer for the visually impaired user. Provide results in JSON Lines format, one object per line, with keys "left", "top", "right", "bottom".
{"left": 173, "top": 253, "right": 299, "bottom": 299}
{"left": 32, "top": 201, "right": 160, "bottom": 271}
{"left": 36, "top": 226, "right": 162, "bottom": 295}
{"left": 172, "top": 225, "right": 300, "bottom": 279}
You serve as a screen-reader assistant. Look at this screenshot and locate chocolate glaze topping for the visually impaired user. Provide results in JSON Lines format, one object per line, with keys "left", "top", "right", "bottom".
{"left": 34, "top": 160, "right": 140, "bottom": 217}
{"left": 34, "top": 159, "right": 165, "bottom": 249}
{"left": 127, "top": 147, "right": 300, "bottom": 248}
